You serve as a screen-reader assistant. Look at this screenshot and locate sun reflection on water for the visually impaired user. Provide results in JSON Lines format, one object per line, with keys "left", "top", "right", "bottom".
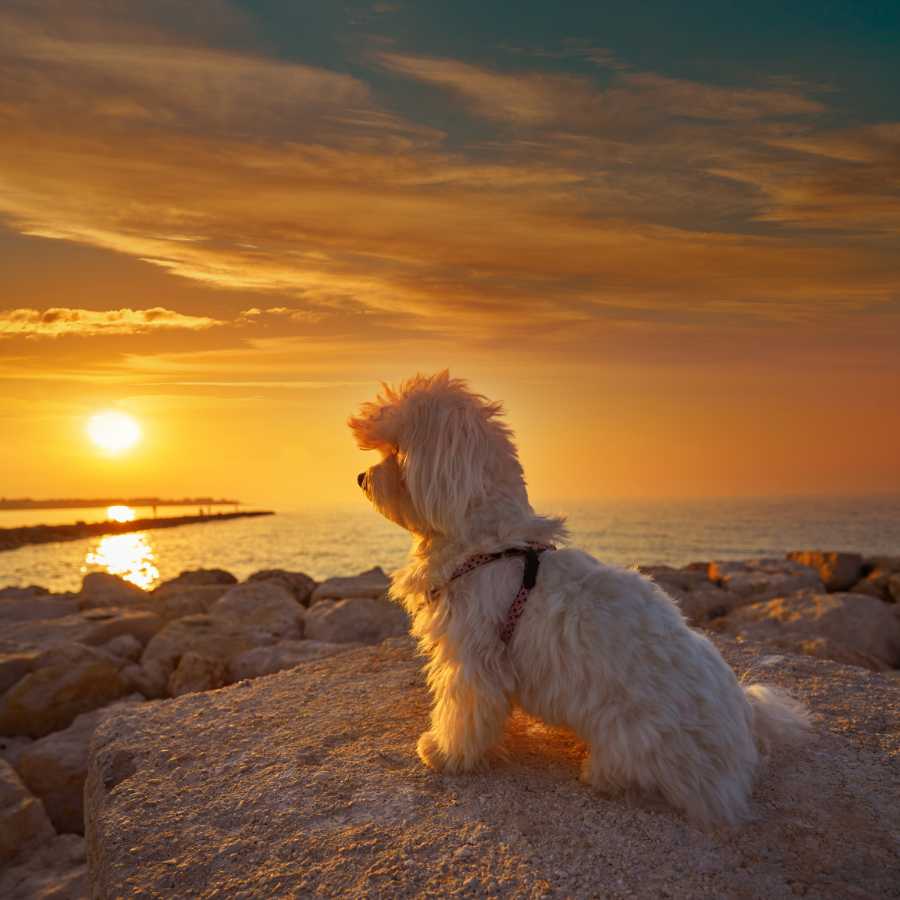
{"left": 83, "top": 532, "right": 160, "bottom": 590}
{"left": 106, "top": 504, "right": 136, "bottom": 523}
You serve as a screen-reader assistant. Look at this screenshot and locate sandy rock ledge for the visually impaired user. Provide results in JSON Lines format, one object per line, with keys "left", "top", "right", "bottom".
{"left": 86, "top": 637, "right": 899, "bottom": 899}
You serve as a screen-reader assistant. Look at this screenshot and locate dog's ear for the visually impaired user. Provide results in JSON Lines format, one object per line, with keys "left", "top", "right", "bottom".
{"left": 399, "top": 386, "right": 492, "bottom": 535}
{"left": 347, "top": 382, "right": 402, "bottom": 452}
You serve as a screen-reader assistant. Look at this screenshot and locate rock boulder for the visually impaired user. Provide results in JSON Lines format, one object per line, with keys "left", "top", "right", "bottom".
{"left": 168, "top": 652, "right": 227, "bottom": 697}
{"left": 16, "top": 697, "right": 142, "bottom": 834}
{"left": 0, "top": 758, "right": 54, "bottom": 861}
{"left": 786, "top": 551, "right": 864, "bottom": 592}
{"left": 140, "top": 615, "right": 275, "bottom": 698}
{"left": 712, "top": 591, "right": 900, "bottom": 671}
{"left": 0, "top": 608, "right": 164, "bottom": 660}
{"left": 152, "top": 569, "right": 237, "bottom": 592}
{"left": 310, "top": 566, "right": 390, "bottom": 603}
{"left": 209, "top": 581, "right": 304, "bottom": 639}
{"left": 0, "top": 589, "right": 79, "bottom": 624}
{"left": 0, "top": 833, "right": 87, "bottom": 899}
{"left": 78, "top": 573, "right": 146, "bottom": 610}
{"left": 0, "top": 644, "right": 130, "bottom": 738}
{"left": 227, "top": 640, "right": 358, "bottom": 682}
{"left": 708, "top": 558, "right": 823, "bottom": 602}
{"left": 247, "top": 569, "right": 317, "bottom": 606}
{"left": 144, "top": 584, "right": 232, "bottom": 621}
{"left": 304, "top": 596, "right": 408, "bottom": 644}
{"left": 85, "top": 638, "right": 899, "bottom": 899}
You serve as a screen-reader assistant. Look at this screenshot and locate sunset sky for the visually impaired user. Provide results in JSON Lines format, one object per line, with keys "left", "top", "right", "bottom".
{"left": 2, "top": 0, "right": 899, "bottom": 507}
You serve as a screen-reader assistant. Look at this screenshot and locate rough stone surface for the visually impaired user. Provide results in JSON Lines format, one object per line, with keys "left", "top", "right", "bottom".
{"left": 639, "top": 566, "right": 732, "bottom": 623}
{"left": 16, "top": 697, "right": 142, "bottom": 834}
{"left": 144, "top": 584, "right": 231, "bottom": 621}
{"left": 0, "top": 586, "right": 50, "bottom": 601}
{"left": 85, "top": 638, "right": 899, "bottom": 899}
{"left": 168, "top": 652, "right": 227, "bottom": 697}
{"left": 849, "top": 568, "right": 893, "bottom": 601}
{"left": 786, "top": 551, "right": 864, "bottom": 592}
{"left": 0, "top": 651, "right": 40, "bottom": 695}
{"left": 864, "top": 554, "right": 900, "bottom": 573}
{"left": 890, "top": 573, "right": 900, "bottom": 604}
{"left": 712, "top": 592, "right": 900, "bottom": 671}
{"left": 0, "top": 757, "right": 54, "bottom": 861}
{"left": 0, "top": 643, "right": 130, "bottom": 738}
{"left": 76, "top": 608, "right": 164, "bottom": 646}
{"left": 227, "top": 640, "right": 358, "bottom": 682}
{"left": 708, "top": 558, "right": 823, "bottom": 602}
{"left": 139, "top": 615, "right": 275, "bottom": 697}
{"left": 0, "top": 608, "right": 164, "bottom": 658}
{"left": 247, "top": 569, "right": 317, "bottom": 606}
{"left": 0, "top": 735, "right": 33, "bottom": 769}
{"left": 0, "top": 833, "right": 87, "bottom": 899}
{"left": 98, "top": 634, "right": 143, "bottom": 663}
{"left": 304, "top": 595, "right": 409, "bottom": 644}
{"left": 78, "top": 573, "right": 146, "bottom": 609}
{"left": 674, "top": 587, "right": 738, "bottom": 623}
{"left": 310, "top": 566, "right": 390, "bottom": 603}
{"left": 210, "top": 581, "right": 305, "bottom": 639}
{"left": 0, "top": 590, "right": 80, "bottom": 624}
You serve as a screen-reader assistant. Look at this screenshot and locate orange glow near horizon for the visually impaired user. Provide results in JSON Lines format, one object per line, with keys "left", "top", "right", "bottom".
{"left": 1, "top": 3, "right": 898, "bottom": 505}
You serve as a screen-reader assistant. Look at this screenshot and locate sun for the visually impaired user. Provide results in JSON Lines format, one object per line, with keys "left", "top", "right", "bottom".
{"left": 86, "top": 411, "right": 142, "bottom": 455}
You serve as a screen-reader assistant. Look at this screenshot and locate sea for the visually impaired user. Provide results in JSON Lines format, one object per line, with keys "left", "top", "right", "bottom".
{"left": 1, "top": 496, "right": 898, "bottom": 593}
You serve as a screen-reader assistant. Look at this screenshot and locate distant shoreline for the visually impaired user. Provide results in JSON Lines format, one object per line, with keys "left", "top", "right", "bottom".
{"left": 0, "top": 510, "right": 274, "bottom": 553}
{"left": 0, "top": 497, "right": 241, "bottom": 511}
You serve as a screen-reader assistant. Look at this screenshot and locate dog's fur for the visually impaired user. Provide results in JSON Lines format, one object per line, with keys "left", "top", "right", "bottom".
{"left": 349, "top": 371, "right": 810, "bottom": 827}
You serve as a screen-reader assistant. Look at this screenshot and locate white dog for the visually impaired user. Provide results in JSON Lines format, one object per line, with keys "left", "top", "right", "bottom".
{"left": 349, "top": 371, "right": 809, "bottom": 827}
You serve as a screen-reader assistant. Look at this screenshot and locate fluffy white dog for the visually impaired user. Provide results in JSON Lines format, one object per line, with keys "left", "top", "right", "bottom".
{"left": 349, "top": 371, "right": 810, "bottom": 827}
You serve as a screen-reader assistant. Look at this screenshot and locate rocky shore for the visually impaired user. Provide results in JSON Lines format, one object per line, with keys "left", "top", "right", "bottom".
{"left": 1, "top": 550, "right": 898, "bottom": 898}
{"left": 0, "top": 511, "right": 275, "bottom": 553}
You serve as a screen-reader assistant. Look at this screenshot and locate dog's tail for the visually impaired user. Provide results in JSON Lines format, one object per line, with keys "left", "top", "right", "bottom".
{"left": 743, "top": 683, "right": 812, "bottom": 754}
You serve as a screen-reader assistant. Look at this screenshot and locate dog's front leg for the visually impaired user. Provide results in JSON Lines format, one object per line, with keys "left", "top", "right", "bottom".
{"left": 418, "top": 669, "right": 509, "bottom": 774}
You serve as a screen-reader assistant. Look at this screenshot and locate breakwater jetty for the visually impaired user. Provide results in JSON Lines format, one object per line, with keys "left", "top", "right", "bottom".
{"left": 0, "top": 510, "right": 274, "bottom": 553}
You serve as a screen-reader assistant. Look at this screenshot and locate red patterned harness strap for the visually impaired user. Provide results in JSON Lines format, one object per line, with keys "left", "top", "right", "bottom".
{"left": 431, "top": 543, "right": 556, "bottom": 645}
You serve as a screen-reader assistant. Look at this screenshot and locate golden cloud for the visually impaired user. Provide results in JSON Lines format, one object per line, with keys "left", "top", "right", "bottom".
{"left": 0, "top": 307, "right": 224, "bottom": 338}
{"left": 0, "top": 1, "right": 896, "bottom": 350}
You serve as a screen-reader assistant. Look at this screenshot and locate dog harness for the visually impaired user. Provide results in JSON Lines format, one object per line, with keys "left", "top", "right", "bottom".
{"left": 433, "top": 543, "right": 556, "bottom": 645}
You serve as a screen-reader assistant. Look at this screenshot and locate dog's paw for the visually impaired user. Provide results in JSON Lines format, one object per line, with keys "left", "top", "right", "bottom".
{"left": 580, "top": 754, "right": 626, "bottom": 797}
{"left": 416, "top": 731, "right": 446, "bottom": 771}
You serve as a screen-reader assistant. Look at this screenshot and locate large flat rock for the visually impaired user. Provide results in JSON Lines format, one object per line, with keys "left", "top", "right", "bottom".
{"left": 86, "top": 637, "right": 899, "bottom": 899}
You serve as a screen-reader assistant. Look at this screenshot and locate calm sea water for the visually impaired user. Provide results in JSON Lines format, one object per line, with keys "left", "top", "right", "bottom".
{"left": 1, "top": 497, "right": 898, "bottom": 593}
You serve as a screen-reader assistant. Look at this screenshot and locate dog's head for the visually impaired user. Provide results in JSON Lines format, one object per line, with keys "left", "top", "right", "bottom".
{"left": 348, "top": 371, "right": 528, "bottom": 538}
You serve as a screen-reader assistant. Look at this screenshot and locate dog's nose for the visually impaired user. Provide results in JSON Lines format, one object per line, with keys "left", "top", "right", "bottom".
{"left": 357, "top": 471, "right": 366, "bottom": 488}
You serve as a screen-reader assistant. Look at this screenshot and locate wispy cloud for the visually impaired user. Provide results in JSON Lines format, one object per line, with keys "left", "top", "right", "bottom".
{"left": 0, "top": 307, "right": 224, "bottom": 338}
{"left": 376, "top": 52, "right": 824, "bottom": 126}
{"left": 0, "top": 0, "right": 897, "bottom": 356}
